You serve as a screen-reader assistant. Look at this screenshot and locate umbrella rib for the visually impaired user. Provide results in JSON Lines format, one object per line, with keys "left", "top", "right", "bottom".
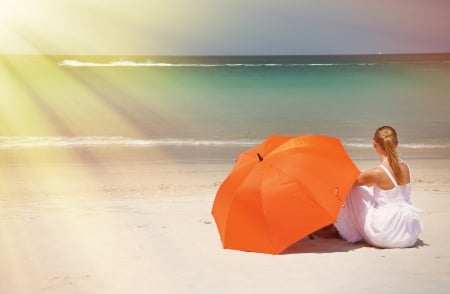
{"left": 258, "top": 162, "right": 275, "bottom": 249}
{"left": 259, "top": 161, "right": 300, "bottom": 250}
{"left": 222, "top": 163, "right": 262, "bottom": 243}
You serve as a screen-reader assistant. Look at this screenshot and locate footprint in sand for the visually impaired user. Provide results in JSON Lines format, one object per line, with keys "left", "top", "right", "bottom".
{"left": 44, "top": 274, "right": 91, "bottom": 289}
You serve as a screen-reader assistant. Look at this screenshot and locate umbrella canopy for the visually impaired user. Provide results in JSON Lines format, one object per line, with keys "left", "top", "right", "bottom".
{"left": 211, "top": 134, "right": 360, "bottom": 254}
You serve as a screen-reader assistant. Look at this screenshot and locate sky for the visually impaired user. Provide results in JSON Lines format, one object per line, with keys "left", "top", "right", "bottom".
{"left": 0, "top": 0, "right": 449, "bottom": 55}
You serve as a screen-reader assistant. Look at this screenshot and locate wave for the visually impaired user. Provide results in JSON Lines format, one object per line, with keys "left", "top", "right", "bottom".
{"left": 1, "top": 136, "right": 449, "bottom": 150}
{"left": 58, "top": 59, "right": 377, "bottom": 68}
{"left": 0, "top": 136, "right": 260, "bottom": 149}
{"left": 343, "top": 142, "right": 450, "bottom": 149}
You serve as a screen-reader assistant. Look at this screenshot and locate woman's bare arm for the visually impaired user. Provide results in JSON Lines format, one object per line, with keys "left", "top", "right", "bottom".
{"left": 354, "top": 168, "right": 379, "bottom": 187}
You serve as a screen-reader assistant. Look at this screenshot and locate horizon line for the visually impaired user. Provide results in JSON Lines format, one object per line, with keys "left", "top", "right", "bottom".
{"left": 1, "top": 52, "right": 450, "bottom": 57}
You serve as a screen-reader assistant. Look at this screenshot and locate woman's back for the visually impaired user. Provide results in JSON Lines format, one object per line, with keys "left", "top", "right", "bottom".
{"left": 373, "top": 163, "right": 412, "bottom": 205}
{"left": 373, "top": 161, "right": 410, "bottom": 190}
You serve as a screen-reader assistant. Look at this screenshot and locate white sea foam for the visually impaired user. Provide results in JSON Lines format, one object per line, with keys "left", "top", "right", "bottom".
{"left": 58, "top": 59, "right": 378, "bottom": 68}
{"left": 343, "top": 142, "right": 450, "bottom": 149}
{"left": 1, "top": 136, "right": 449, "bottom": 150}
{"left": 59, "top": 59, "right": 173, "bottom": 67}
{"left": 400, "top": 143, "right": 450, "bottom": 149}
{"left": 0, "top": 136, "right": 260, "bottom": 149}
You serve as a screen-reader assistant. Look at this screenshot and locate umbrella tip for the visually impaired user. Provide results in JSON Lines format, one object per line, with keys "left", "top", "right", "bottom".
{"left": 257, "top": 153, "right": 263, "bottom": 162}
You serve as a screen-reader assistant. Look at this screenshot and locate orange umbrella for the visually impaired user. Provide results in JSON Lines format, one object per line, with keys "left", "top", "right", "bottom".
{"left": 211, "top": 134, "right": 359, "bottom": 254}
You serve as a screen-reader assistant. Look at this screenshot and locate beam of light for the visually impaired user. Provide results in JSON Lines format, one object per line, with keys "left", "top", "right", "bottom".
{"left": 0, "top": 3, "right": 200, "bottom": 291}
{"left": 0, "top": 0, "right": 182, "bottom": 55}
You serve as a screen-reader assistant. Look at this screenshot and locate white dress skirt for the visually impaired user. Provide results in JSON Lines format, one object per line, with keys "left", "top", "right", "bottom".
{"left": 335, "top": 164, "right": 423, "bottom": 248}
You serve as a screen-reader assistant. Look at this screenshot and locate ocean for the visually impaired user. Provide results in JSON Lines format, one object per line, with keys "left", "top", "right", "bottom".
{"left": 1, "top": 54, "right": 450, "bottom": 163}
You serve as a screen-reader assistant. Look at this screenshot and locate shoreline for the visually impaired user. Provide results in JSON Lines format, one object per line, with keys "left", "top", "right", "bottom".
{"left": 1, "top": 158, "right": 449, "bottom": 293}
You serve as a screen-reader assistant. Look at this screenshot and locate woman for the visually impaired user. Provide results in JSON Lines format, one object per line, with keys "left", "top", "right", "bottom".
{"left": 334, "top": 126, "right": 423, "bottom": 248}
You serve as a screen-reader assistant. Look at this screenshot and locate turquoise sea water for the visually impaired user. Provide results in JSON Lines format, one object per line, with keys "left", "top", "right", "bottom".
{"left": 1, "top": 54, "right": 450, "bottom": 162}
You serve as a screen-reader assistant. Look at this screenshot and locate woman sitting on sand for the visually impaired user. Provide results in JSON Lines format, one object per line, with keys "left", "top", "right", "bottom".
{"left": 334, "top": 125, "right": 423, "bottom": 248}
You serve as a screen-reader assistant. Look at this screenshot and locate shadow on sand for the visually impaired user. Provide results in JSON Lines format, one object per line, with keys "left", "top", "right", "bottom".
{"left": 282, "top": 237, "right": 428, "bottom": 254}
{"left": 412, "top": 238, "right": 429, "bottom": 248}
{"left": 282, "top": 237, "right": 367, "bottom": 254}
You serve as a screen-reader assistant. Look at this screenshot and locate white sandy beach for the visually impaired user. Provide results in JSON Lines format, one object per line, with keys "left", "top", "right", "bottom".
{"left": 0, "top": 158, "right": 449, "bottom": 293}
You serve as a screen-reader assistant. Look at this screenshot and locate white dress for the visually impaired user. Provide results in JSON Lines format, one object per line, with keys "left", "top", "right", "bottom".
{"left": 335, "top": 164, "right": 423, "bottom": 248}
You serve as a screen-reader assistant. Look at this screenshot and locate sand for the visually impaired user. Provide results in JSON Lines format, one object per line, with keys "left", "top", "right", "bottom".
{"left": 0, "top": 158, "right": 449, "bottom": 293}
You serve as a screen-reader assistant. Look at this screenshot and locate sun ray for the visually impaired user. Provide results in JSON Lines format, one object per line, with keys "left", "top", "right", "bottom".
{"left": 0, "top": 3, "right": 197, "bottom": 287}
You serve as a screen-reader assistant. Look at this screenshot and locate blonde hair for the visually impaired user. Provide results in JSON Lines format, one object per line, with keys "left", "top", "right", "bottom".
{"left": 374, "top": 126, "right": 403, "bottom": 183}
